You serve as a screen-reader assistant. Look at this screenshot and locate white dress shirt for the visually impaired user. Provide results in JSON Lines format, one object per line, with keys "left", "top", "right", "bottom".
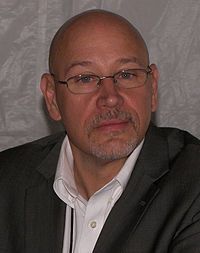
{"left": 53, "top": 135, "right": 143, "bottom": 253}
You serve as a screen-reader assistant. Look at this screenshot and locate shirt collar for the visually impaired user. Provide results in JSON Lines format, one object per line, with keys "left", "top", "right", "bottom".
{"left": 53, "top": 135, "right": 78, "bottom": 206}
{"left": 53, "top": 135, "right": 144, "bottom": 205}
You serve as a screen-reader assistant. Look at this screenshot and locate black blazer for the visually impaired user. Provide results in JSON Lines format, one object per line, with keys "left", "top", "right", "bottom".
{"left": 0, "top": 125, "right": 200, "bottom": 253}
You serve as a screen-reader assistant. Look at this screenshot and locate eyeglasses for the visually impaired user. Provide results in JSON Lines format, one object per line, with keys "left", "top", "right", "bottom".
{"left": 52, "top": 67, "right": 152, "bottom": 94}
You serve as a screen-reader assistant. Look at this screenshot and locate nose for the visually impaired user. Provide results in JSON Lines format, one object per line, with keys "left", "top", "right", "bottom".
{"left": 96, "top": 77, "right": 124, "bottom": 109}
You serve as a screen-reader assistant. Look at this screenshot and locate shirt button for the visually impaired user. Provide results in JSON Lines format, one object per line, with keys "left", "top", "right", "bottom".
{"left": 90, "top": 221, "right": 97, "bottom": 229}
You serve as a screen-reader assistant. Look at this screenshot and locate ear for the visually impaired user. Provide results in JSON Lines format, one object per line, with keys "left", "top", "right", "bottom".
{"left": 40, "top": 73, "right": 61, "bottom": 121}
{"left": 149, "top": 64, "right": 159, "bottom": 112}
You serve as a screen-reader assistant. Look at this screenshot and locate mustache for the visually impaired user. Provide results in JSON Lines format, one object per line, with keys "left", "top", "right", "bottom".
{"left": 86, "top": 108, "right": 137, "bottom": 132}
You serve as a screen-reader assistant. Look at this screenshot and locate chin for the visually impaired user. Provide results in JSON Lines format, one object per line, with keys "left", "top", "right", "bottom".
{"left": 89, "top": 137, "right": 139, "bottom": 161}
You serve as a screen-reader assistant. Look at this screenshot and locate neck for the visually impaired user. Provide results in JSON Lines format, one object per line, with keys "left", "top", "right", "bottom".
{"left": 72, "top": 148, "right": 127, "bottom": 200}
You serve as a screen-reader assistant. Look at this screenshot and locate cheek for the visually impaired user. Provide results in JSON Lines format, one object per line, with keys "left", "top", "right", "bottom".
{"left": 128, "top": 88, "right": 152, "bottom": 114}
{"left": 126, "top": 88, "right": 153, "bottom": 129}
{"left": 56, "top": 93, "right": 92, "bottom": 137}
{"left": 60, "top": 103, "right": 83, "bottom": 133}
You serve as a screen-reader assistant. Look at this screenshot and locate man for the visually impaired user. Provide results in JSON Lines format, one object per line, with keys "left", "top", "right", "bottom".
{"left": 0, "top": 9, "right": 200, "bottom": 253}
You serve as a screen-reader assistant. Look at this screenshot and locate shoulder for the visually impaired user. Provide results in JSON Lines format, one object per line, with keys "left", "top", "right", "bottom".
{"left": 149, "top": 125, "right": 200, "bottom": 158}
{"left": 159, "top": 126, "right": 200, "bottom": 145}
{"left": 144, "top": 125, "right": 200, "bottom": 182}
{"left": 152, "top": 126, "right": 200, "bottom": 188}
{"left": 0, "top": 132, "right": 66, "bottom": 185}
{"left": 0, "top": 131, "right": 65, "bottom": 162}
{"left": 163, "top": 126, "right": 200, "bottom": 159}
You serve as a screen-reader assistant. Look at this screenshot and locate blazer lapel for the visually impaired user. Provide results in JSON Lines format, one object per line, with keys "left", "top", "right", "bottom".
{"left": 24, "top": 136, "right": 66, "bottom": 253}
{"left": 93, "top": 125, "right": 170, "bottom": 253}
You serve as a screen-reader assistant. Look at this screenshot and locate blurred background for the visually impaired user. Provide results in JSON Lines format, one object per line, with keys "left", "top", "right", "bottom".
{"left": 0, "top": 0, "right": 200, "bottom": 151}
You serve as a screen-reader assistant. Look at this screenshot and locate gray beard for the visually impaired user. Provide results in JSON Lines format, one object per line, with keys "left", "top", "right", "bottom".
{"left": 88, "top": 135, "right": 139, "bottom": 161}
{"left": 86, "top": 108, "right": 139, "bottom": 161}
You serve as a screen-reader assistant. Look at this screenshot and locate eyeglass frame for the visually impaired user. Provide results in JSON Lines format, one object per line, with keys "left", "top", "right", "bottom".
{"left": 51, "top": 66, "right": 152, "bottom": 94}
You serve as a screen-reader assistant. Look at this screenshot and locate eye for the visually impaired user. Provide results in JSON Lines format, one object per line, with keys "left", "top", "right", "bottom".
{"left": 118, "top": 70, "right": 137, "bottom": 80}
{"left": 75, "top": 75, "right": 95, "bottom": 84}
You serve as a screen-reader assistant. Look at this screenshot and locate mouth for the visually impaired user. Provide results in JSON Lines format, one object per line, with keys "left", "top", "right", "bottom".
{"left": 94, "top": 119, "right": 131, "bottom": 132}
{"left": 86, "top": 108, "right": 137, "bottom": 136}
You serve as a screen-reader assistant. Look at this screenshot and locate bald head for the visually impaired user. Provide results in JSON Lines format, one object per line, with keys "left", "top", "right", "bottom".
{"left": 49, "top": 10, "right": 149, "bottom": 74}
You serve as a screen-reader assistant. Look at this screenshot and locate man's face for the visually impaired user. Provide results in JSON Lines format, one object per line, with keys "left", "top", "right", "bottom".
{"left": 42, "top": 18, "right": 158, "bottom": 163}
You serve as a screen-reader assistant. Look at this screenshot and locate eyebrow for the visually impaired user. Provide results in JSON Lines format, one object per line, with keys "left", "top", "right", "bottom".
{"left": 64, "top": 56, "right": 145, "bottom": 74}
{"left": 65, "top": 61, "right": 93, "bottom": 74}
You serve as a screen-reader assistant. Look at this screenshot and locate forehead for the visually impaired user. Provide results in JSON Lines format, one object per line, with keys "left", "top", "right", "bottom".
{"left": 50, "top": 12, "right": 149, "bottom": 73}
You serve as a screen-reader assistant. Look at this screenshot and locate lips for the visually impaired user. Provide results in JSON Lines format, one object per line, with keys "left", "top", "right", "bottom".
{"left": 95, "top": 119, "right": 130, "bottom": 132}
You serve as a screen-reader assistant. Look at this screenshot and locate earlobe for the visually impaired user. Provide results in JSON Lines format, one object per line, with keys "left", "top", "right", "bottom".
{"left": 40, "top": 73, "right": 62, "bottom": 121}
{"left": 149, "top": 64, "right": 159, "bottom": 112}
